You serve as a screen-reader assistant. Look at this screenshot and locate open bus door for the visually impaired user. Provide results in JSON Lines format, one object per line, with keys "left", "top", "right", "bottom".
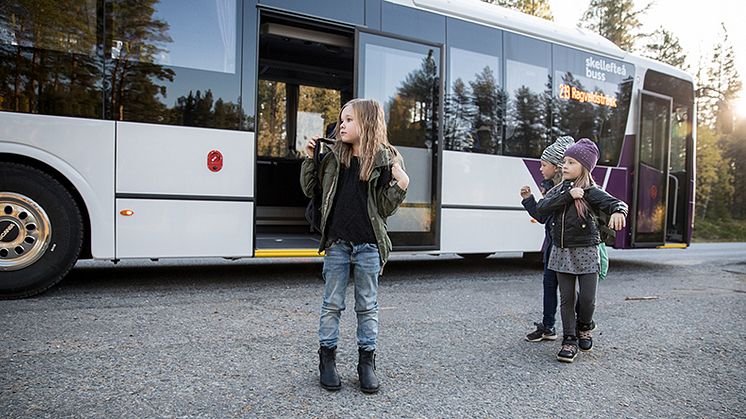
{"left": 354, "top": 31, "right": 442, "bottom": 250}
{"left": 253, "top": 13, "right": 354, "bottom": 256}
{"left": 632, "top": 91, "right": 672, "bottom": 247}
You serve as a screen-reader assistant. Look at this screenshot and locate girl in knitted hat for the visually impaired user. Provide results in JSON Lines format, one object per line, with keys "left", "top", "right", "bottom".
{"left": 520, "top": 135, "right": 574, "bottom": 343}
{"left": 535, "top": 138, "right": 628, "bottom": 363}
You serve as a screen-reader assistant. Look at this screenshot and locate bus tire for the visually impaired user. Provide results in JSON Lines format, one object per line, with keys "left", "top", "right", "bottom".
{"left": 0, "top": 163, "right": 84, "bottom": 299}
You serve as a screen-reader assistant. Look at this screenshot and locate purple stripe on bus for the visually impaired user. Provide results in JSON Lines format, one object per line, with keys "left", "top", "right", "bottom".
{"left": 618, "top": 133, "right": 636, "bottom": 167}
{"left": 590, "top": 167, "right": 606, "bottom": 189}
{"left": 614, "top": 134, "right": 638, "bottom": 248}
{"left": 523, "top": 158, "right": 633, "bottom": 248}
{"left": 523, "top": 159, "right": 544, "bottom": 191}
{"left": 604, "top": 167, "right": 632, "bottom": 248}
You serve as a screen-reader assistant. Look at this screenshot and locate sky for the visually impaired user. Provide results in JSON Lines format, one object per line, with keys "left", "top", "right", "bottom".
{"left": 548, "top": 0, "right": 746, "bottom": 116}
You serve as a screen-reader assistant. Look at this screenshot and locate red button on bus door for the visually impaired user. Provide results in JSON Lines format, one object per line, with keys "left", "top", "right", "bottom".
{"left": 208, "top": 150, "right": 223, "bottom": 172}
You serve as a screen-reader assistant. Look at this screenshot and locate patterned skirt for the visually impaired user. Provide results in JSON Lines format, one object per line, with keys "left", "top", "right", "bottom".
{"left": 547, "top": 245, "right": 599, "bottom": 275}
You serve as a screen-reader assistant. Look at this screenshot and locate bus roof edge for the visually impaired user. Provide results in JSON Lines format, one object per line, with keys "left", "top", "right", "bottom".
{"left": 401, "top": 0, "right": 625, "bottom": 59}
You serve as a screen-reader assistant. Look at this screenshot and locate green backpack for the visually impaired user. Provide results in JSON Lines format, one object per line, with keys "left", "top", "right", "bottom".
{"left": 593, "top": 211, "right": 615, "bottom": 281}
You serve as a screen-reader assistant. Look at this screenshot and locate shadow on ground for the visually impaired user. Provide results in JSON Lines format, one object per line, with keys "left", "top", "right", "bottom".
{"left": 42, "top": 255, "right": 663, "bottom": 299}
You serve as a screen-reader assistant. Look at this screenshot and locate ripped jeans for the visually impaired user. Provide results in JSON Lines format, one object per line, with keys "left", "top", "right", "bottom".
{"left": 318, "top": 240, "right": 381, "bottom": 351}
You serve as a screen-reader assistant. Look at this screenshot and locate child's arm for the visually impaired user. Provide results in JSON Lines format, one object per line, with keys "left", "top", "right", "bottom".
{"left": 300, "top": 157, "right": 318, "bottom": 198}
{"left": 391, "top": 162, "right": 409, "bottom": 190}
{"left": 586, "top": 188, "right": 628, "bottom": 230}
{"left": 520, "top": 186, "right": 547, "bottom": 224}
{"left": 586, "top": 187, "right": 628, "bottom": 215}
{"left": 535, "top": 181, "right": 574, "bottom": 216}
{"left": 300, "top": 138, "right": 321, "bottom": 198}
{"left": 376, "top": 163, "right": 407, "bottom": 218}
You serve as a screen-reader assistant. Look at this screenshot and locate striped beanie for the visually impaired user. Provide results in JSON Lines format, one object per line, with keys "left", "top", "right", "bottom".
{"left": 564, "top": 138, "right": 600, "bottom": 172}
{"left": 540, "top": 135, "right": 575, "bottom": 166}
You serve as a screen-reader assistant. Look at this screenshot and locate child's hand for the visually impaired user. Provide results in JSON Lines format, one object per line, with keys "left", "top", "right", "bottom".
{"left": 305, "top": 136, "right": 319, "bottom": 159}
{"left": 570, "top": 187, "right": 584, "bottom": 199}
{"left": 520, "top": 186, "right": 531, "bottom": 199}
{"left": 609, "top": 212, "right": 626, "bottom": 230}
{"left": 391, "top": 162, "right": 409, "bottom": 190}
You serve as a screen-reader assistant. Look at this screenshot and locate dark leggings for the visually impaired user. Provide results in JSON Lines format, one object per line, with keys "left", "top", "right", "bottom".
{"left": 557, "top": 272, "right": 598, "bottom": 337}
{"left": 542, "top": 246, "right": 559, "bottom": 329}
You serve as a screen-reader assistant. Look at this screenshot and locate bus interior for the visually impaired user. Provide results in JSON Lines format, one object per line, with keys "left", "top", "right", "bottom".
{"left": 255, "top": 14, "right": 354, "bottom": 253}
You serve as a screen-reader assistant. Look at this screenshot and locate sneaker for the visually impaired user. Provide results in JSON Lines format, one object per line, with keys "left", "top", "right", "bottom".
{"left": 577, "top": 321, "right": 595, "bottom": 352}
{"left": 557, "top": 336, "right": 579, "bottom": 363}
{"left": 578, "top": 329, "right": 593, "bottom": 352}
{"left": 525, "top": 322, "right": 558, "bottom": 342}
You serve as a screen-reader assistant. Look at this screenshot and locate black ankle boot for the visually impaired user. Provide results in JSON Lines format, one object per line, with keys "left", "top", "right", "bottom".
{"left": 318, "top": 346, "right": 341, "bottom": 391}
{"left": 357, "top": 348, "right": 379, "bottom": 393}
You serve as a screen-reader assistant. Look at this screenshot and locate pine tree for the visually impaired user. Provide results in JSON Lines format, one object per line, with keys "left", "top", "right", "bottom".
{"left": 580, "top": 0, "right": 650, "bottom": 51}
{"left": 107, "top": 0, "right": 174, "bottom": 122}
{"left": 470, "top": 66, "right": 505, "bottom": 154}
{"left": 697, "top": 24, "right": 742, "bottom": 132}
{"left": 722, "top": 120, "right": 746, "bottom": 219}
{"left": 482, "top": 0, "right": 554, "bottom": 20}
{"left": 696, "top": 126, "right": 734, "bottom": 220}
{"left": 257, "top": 80, "right": 287, "bottom": 157}
{"left": 641, "top": 26, "right": 687, "bottom": 69}
{"left": 444, "top": 78, "right": 476, "bottom": 151}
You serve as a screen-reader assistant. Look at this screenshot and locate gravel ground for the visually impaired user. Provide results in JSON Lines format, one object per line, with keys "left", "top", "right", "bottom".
{"left": 1, "top": 243, "right": 744, "bottom": 418}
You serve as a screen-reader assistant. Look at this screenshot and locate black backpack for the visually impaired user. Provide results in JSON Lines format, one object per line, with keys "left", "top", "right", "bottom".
{"left": 593, "top": 210, "right": 616, "bottom": 246}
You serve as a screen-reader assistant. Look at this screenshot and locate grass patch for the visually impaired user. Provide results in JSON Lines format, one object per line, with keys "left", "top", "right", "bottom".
{"left": 693, "top": 218, "right": 746, "bottom": 242}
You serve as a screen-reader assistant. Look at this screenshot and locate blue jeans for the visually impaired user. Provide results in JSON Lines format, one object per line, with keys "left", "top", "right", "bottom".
{"left": 542, "top": 244, "right": 559, "bottom": 330}
{"left": 319, "top": 241, "right": 381, "bottom": 351}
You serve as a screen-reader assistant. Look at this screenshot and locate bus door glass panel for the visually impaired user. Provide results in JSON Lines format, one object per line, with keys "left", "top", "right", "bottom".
{"left": 356, "top": 32, "right": 440, "bottom": 248}
{"left": 634, "top": 92, "right": 671, "bottom": 245}
{"left": 667, "top": 104, "right": 690, "bottom": 242}
{"left": 642, "top": 70, "right": 694, "bottom": 244}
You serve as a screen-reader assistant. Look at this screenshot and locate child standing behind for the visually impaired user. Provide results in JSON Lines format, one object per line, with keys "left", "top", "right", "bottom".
{"left": 300, "top": 99, "right": 409, "bottom": 392}
{"left": 520, "top": 136, "right": 574, "bottom": 342}
{"left": 535, "top": 139, "right": 627, "bottom": 363}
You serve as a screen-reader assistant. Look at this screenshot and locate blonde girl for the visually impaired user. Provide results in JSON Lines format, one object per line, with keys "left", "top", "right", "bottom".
{"left": 300, "top": 98, "right": 408, "bottom": 392}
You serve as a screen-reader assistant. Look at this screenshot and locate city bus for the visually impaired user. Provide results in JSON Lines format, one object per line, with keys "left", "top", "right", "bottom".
{"left": 0, "top": 0, "right": 695, "bottom": 298}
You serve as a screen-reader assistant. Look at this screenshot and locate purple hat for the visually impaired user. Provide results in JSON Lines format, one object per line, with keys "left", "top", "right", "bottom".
{"left": 564, "top": 138, "right": 599, "bottom": 172}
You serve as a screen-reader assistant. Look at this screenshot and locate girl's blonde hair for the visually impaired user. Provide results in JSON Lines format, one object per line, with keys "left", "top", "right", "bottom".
{"left": 546, "top": 164, "right": 596, "bottom": 219}
{"left": 571, "top": 166, "right": 596, "bottom": 219}
{"left": 332, "top": 98, "right": 401, "bottom": 181}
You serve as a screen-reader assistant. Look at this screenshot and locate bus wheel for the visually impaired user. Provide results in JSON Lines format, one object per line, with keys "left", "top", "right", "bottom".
{"left": 0, "top": 163, "right": 83, "bottom": 299}
{"left": 458, "top": 253, "right": 491, "bottom": 261}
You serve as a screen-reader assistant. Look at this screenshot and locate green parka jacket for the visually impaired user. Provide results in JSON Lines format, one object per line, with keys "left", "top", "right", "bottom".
{"left": 300, "top": 145, "right": 407, "bottom": 270}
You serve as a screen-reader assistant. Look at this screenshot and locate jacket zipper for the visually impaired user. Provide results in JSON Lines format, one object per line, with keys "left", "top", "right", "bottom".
{"left": 561, "top": 205, "right": 566, "bottom": 248}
